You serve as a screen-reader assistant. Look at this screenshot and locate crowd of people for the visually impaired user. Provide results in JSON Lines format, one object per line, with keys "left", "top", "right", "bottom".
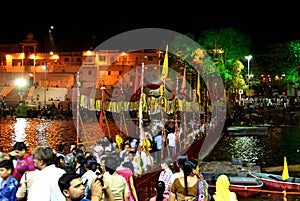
{"left": 0, "top": 137, "right": 237, "bottom": 201}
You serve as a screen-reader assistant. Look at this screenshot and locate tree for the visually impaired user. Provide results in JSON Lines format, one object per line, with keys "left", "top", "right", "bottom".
{"left": 196, "top": 27, "right": 252, "bottom": 97}
{"left": 286, "top": 40, "right": 300, "bottom": 89}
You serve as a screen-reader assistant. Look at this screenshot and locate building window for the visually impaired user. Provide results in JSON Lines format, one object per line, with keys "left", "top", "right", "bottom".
{"left": 100, "top": 56, "right": 106, "bottom": 61}
{"left": 88, "top": 70, "right": 92, "bottom": 75}
{"left": 108, "top": 71, "right": 111, "bottom": 75}
{"left": 119, "top": 71, "right": 122, "bottom": 75}
{"left": 148, "top": 56, "right": 153, "bottom": 61}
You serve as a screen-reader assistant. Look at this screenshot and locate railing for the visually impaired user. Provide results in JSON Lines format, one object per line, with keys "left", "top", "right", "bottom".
{"left": 210, "top": 184, "right": 300, "bottom": 201}
{"left": 134, "top": 136, "right": 206, "bottom": 200}
{"left": 135, "top": 168, "right": 161, "bottom": 200}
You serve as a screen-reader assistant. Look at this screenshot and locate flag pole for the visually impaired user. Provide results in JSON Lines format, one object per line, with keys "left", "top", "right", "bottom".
{"left": 76, "top": 71, "right": 80, "bottom": 146}
{"left": 160, "top": 45, "right": 168, "bottom": 159}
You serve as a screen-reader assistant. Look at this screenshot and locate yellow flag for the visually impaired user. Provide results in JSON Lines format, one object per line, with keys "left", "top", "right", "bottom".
{"left": 161, "top": 45, "right": 168, "bottom": 81}
{"left": 282, "top": 156, "right": 289, "bottom": 181}
{"left": 115, "top": 134, "right": 123, "bottom": 150}
{"left": 197, "top": 73, "right": 201, "bottom": 103}
{"left": 160, "top": 45, "right": 168, "bottom": 96}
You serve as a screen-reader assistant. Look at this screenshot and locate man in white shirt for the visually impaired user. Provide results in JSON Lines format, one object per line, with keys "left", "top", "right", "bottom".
{"left": 167, "top": 132, "right": 176, "bottom": 158}
{"left": 28, "top": 146, "right": 66, "bottom": 201}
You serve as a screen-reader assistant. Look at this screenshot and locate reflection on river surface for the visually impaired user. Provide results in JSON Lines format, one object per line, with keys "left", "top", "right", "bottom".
{"left": 204, "top": 126, "right": 300, "bottom": 168}
{"left": 1, "top": 118, "right": 300, "bottom": 167}
{"left": 0, "top": 118, "right": 77, "bottom": 153}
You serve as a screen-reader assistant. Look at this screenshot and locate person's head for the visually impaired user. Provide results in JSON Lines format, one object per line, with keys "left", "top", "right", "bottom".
{"left": 161, "top": 156, "right": 174, "bottom": 171}
{"left": 70, "top": 142, "right": 77, "bottom": 153}
{"left": 176, "top": 153, "right": 188, "bottom": 170}
{"left": 55, "top": 155, "right": 65, "bottom": 169}
{"left": 127, "top": 151, "right": 136, "bottom": 162}
{"left": 100, "top": 157, "right": 106, "bottom": 172}
{"left": 104, "top": 156, "right": 119, "bottom": 175}
{"left": 32, "top": 146, "right": 56, "bottom": 170}
{"left": 104, "top": 146, "right": 112, "bottom": 156}
{"left": 214, "top": 174, "right": 233, "bottom": 201}
{"left": 64, "top": 153, "right": 77, "bottom": 173}
{"left": 58, "top": 172, "right": 86, "bottom": 201}
{"left": 216, "top": 174, "right": 230, "bottom": 189}
{"left": 13, "top": 141, "right": 28, "bottom": 158}
{"left": 123, "top": 143, "right": 131, "bottom": 152}
{"left": 0, "top": 159, "right": 14, "bottom": 179}
{"left": 190, "top": 159, "right": 200, "bottom": 176}
{"left": 154, "top": 180, "right": 165, "bottom": 201}
{"left": 83, "top": 154, "right": 97, "bottom": 172}
{"left": 75, "top": 150, "right": 85, "bottom": 166}
{"left": 121, "top": 161, "right": 134, "bottom": 174}
{"left": 94, "top": 145, "right": 104, "bottom": 158}
{"left": 57, "top": 144, "right": 65, "bottom": 153}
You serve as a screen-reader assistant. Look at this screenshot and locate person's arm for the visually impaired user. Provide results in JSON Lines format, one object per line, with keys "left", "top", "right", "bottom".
{"left": 16, "top": 173, "right": 27, "bottom": 201}
{"left": 90, "top": 178, "right": 103, "bottom": 201}
{"left": 102, "top": 177, "right": 114, "bottom": 201}
{"left": 168, "top": 191, "right": 176, "bottom": 201}
{"left": 129, "top": 176, "right": 138, "bottom": 201}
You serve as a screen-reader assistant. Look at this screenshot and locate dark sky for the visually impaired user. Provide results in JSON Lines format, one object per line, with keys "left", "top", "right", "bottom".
{"left": 1, "top": 2, "right": 300, "bottom": 52}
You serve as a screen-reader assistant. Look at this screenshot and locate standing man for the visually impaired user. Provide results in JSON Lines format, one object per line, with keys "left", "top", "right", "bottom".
{"left": 28, "top": 146, "right": 66, "bottom": 201}
{"left": 12, "top": 141, "right": 36, "bottom": 181}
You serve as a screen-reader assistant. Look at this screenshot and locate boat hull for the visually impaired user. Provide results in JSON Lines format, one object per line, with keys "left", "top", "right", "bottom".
{"left": 229, "top": 176, "right": 263, "bottom": 198}
{"left": 227, "top": 126, "right": 269, "bottom": 136}
{"left": 249, "top": 172, "right": 300, "bottom": 192}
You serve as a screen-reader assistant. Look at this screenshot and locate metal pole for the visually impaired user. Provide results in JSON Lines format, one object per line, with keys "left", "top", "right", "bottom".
{"left": 247, "top": 59, "right": 250, "bottom": 80}
{"left": 42, "top": 64, "right": 47, "bottom": 106}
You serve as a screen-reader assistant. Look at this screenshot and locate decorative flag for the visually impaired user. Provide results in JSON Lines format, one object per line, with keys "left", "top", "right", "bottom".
{"left": 134, "top": 67, "right": 139, "bottom": 95}
{"left": 197, "top": 73, "right": 201, "bottom": 103}
{"left": 99, "top": 88, "right": 104, "bottom": 129}
{"left": 161, "top": 45, "right": 168, "bottom": 81}
{"left": 160, "top": 45, "right": 168, "bottom": 96}
{"left": 115, "top": 134, "right": 123, "bottom": 150}
{"left": 180, "top": 62, "right": 186, "bottom": 94}
{"left": 282, "top": 156, "right": 289, "bottom": 181}
{"left": 139, "top": 63, "right": 145, "bottom": 140}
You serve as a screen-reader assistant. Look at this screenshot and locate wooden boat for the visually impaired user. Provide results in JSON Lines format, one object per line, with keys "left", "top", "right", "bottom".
{"left": 229, "top": 176, "right": 263, "bottom": 198}
{"left": 249, "top": 172, "right": 300, "bottom": 191}
{"left": 226, "top": 126, "right": 269, "bottom": 136}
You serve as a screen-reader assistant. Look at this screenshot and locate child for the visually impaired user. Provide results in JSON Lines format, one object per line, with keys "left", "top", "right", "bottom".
{"left": 0, "top": 159, "right": 19, "bottom": 201}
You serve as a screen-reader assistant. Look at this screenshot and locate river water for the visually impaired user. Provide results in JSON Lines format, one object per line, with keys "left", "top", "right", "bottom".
{"left": 0, "top": 118, "right": 299, "bottom": 200}
{"left": 204, "top": 126, "right": 300, "bottom": 201}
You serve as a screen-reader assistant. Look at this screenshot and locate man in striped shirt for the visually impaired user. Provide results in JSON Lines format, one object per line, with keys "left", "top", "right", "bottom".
{"left": 12, "top": 141, "right": 36, "bottom": 181}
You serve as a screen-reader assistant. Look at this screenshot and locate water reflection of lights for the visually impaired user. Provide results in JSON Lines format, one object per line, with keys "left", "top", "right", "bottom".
{"left": 227, "top": 137, "right": 263, "bottom": 163}
{"left": 13, "top": 118, "right": 28, "bottom": 142}
{"left": 36, "top": 119, "right": 51, "bottom": 145}
{"left": 13, "top": 118, "right": 51, "bottom": 145}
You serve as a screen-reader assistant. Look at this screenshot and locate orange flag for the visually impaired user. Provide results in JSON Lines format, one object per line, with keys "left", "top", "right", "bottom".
{"left": 197, "top": 73, "right": 201, "bottom": 103}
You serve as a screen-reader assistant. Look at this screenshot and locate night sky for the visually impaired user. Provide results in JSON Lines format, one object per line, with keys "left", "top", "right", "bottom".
{"left": 1, "top": 2, "right": 300, "bottom": 52}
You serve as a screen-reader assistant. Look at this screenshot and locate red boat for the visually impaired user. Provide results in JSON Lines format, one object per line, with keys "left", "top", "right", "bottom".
{"left": 229, "top": 176, "right": 263, "bottom": 198}
{"left": 249, "top": 172, "right": 300, "bottom": 192}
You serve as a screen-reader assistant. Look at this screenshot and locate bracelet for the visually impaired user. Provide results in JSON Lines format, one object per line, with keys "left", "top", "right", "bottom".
{"left": 91, "top": 194, "right": 101, "bottom": 199}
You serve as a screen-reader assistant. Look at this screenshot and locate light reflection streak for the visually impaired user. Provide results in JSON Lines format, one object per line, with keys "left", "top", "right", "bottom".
{"left": 226, "top": 136, "right": 263, "bottom": 163}
{"left": 13, "top": 118, "right": 28, "bottom": 142}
